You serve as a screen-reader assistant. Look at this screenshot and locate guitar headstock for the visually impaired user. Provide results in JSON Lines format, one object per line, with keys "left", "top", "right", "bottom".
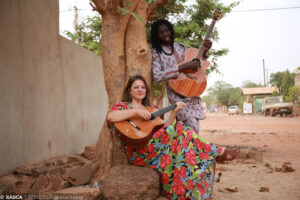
{"left": 213, "top": 8, "right": 222, "bottom": 21}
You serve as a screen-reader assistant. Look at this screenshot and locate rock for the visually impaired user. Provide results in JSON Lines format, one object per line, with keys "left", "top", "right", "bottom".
{"left": 82, "top": 145, "right": 97, "bottom": 160}
{"left": 84, "top": 145, "right": 96, "bottom": 154}
{"left": 44, "top": 175, "right": 70, "bottom": 192}
{"left": 225, "top": 186, "right": 239, "bottom": 192}
{"left": 31, "top": 167, "right": 49, "bottom": 178}
{"left": 47, "top": 166, "right": 64, "bottom": 175}
{"left": 30, "top": 175, "right": 49, "bottom": 194}
{"left": 0, "top": 174, "right": 35, "bottom": 195}
{"left": 259, "top": 186, "right": 270, "bottom": 192}
{"left": 54, "top": 187, "right": 101, "bottom": 200}
{"left": 0, "top": 174, "right": 19, "bottom": 194}
{"left": 237, "top": 148, "right": 263, "bottom": 163}
{"left": 282, "top": 164, "right": 295, "bottom": 172}
{"left": 67, "top": 155, "right": 84, "bottom": 163}
{"left": 101, "top": 165, "right": 160, "bottom": 200}
{"left": 15, "top": 164, "right": 34, "bottom": 176}
{"left": 64, "top": 161, "right": 92, "bottom": 186}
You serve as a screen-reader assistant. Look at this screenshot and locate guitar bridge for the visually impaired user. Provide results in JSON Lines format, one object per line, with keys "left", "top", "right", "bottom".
{"left": 127, "top": 119, "right": 141, "bottom": 130}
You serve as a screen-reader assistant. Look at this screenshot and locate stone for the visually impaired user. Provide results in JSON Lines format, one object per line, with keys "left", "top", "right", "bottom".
{"left": 64, "top": 161, "right": 92, "bottom": 186}
{"left": 84, "top": 145, "right": 96, "bottom": 154}
{"left": 101, "top": 165, "right": 160, "bottom": 200}
{"left": 83, "top": 152, "right": 96, "bottom": 160}
{"left": 236, "top": 148, "right": 263, "bottom": 163}
{"left": 47, "top": 175, "right": 70, "bottom": 191}
{"left": 0, "top": 174, "right": 35, "bottom": 195}
{"left": 0, "top": 174, "right": 19, "bottom": 194}
{"left": 31, "top": 167, "right": 49, "bottom": 178}
{"left": 67, "top": 155, "right": 84, "bottom": 163}
{"left": 54, "top": 187, "right": 101, "bottom": 200}
{"left": 15, "top": 164, "right": 34, "bottom": 176}
{"left": 47, "top": 166, "right": 63, "bottom": 175}
{"left": 29, "top": 175, "right": 49, "bottom": 194}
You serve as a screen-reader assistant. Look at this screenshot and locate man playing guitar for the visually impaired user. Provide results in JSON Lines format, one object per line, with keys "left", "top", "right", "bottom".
{"left": 150, "top": 19, "right": 212, "bottom": 133}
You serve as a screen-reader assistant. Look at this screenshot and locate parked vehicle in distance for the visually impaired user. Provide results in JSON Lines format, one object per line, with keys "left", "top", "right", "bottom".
{"left": 228, "top": 105, "right": 239, "bottom": 115}
{"left": 262, "top": 96, "right": 293, "bottom": 117}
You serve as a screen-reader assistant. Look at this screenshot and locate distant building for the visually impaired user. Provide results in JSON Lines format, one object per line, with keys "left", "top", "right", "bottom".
{"left": 294, "top": 69, "right": 300, "bottom": 86}
{"left": 241, "top": 87, "right": 279, "bottom": 113}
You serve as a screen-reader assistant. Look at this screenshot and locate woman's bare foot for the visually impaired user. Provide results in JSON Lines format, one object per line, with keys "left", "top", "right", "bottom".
{"left": 216, "top": 147, "right": 240, "bottom": 163}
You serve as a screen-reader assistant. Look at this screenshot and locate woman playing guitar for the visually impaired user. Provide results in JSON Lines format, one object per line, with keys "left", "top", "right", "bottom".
{"left": 106, "top": 75, "right": 240, "bottom": 200}
{"left": 150, "top": 19, "right": 212, "bottom": 134}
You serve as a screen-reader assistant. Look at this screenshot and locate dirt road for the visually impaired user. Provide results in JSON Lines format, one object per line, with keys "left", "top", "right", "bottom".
{"left": 199, "top": 113, "right": 300, "bottom": 200}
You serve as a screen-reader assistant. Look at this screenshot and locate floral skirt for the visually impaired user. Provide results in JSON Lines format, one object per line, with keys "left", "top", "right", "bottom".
{"left": 120, "top": 121, "right": 222, "bottom": 200}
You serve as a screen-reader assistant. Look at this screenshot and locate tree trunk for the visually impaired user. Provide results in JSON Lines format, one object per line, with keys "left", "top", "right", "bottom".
{"left": 125, "top": 0, "right": 152, "bottom": 84}
{"left": 90, "top": 0, "right": 171, "bottom": 181}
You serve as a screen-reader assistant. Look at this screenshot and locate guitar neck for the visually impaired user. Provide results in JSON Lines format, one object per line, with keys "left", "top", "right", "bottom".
{"left": 197, "top": 19, "right": 217, "bottom": 59}
{"left": 150, "top": 98, "right": 190, "bottom": 120}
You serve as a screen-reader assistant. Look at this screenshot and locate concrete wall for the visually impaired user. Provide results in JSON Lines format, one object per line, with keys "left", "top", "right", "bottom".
{"left": 0, "top": 0, "right": 108, "bottom": 176}
{"left": 295, "top": 70, "right": 300, "bottom": 87}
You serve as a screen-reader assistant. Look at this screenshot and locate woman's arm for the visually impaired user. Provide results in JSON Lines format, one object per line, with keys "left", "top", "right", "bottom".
{"left": 164, "top": 102, "right": 186, "bottom": 125}
{"left": 106, "top": 109, "right": 152, "bottom": 123}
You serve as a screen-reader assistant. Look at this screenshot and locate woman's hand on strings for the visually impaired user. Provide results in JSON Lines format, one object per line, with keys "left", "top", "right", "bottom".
{"left": 134, "top": 109, "right": 152, "bottom": 120}
{"left": 175, "top": 102, "right": 186, "bottom": 112}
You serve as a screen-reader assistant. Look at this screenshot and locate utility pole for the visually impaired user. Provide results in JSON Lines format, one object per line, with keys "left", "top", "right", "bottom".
{"left": 263, "top": 59, "right": 266, "bottom": 87}
{"left": 73, "top": 6, "right": 79, "bottom": 44}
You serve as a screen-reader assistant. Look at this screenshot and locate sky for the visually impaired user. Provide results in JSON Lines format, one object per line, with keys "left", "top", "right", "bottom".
{"left": 59, "top": 0, "right": 300, "bottom": 91}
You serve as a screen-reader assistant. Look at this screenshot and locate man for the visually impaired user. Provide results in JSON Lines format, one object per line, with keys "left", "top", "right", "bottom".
{"left": 151, "top": 19, "right": 212, "bottom": 133}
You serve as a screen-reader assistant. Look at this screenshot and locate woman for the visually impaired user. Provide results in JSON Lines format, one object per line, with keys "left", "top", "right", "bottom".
{"left": 151, "top": 19, "right": 212, "bottom": 133}
{"left": 106, "top": 75, "right": 238, "bottom": 200}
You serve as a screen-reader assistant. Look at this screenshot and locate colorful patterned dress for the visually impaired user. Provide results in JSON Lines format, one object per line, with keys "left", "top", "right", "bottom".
{"left": 109, "top": 102, "right": 223, "bottom": 200}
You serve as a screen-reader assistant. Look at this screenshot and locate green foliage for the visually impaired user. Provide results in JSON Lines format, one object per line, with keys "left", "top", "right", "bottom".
{"left": 63, "top": 1, "right": 238, "bottom": 99}
{"left": 286, "top": 85, "right": 300, "bottom": 103}
{"left": 151, "top": 80, "right": 165, "bottom": 97}
{"left": 64, "top": 15, "right": 102, "bottom": 55}
{"left": 118, "top": 7, "right": 145, "bottom": 24}
{"left": 241, "top": 80, "right": 263, "bottom": 88}
{"left": 64, "top": 0, "right": 238, "bottom": 69}
{"left": 269, "top": 71, "right": 283, "bottom": 93}
{"left": 282, "top": 70, "right": 295, "bottom": 101}
{"left": 148, "top": 0, "right": 238, "bottom": 75}
{"left": 272, "top": 90, "right": 280, "bottom": 96}
{"left": 206, "top": 80, "right": 242, "bottom": 108}
{"left": 269, "top": 70, "right": 295, "bottom": 101}
{"left": 201, "top": 95, "right": 214, "bottom": 107}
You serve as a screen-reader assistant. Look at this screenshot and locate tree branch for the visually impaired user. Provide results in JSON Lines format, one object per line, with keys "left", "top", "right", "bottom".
{"left": 148, "top": 0, "right": 174, "bottom": 19}
{"left": 91, "top": 0, "right": 122, "bottom": 14}
{"left": 91, "top": 0, "right": 104, "bottom": 13}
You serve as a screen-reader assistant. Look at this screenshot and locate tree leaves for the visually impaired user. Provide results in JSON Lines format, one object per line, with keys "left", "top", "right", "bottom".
{"left": 270, "top": 70, "right": 295, "bottom": 101}
{"left": 117, "top": 7, "right": 145, "bottom": 24}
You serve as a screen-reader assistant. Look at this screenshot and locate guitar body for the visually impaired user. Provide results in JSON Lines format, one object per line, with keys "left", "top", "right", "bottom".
{"left": 114, "top": 107, "right": 164, "bottom": 147}
{"left": 169, "top": 47, "right": 210, "bottom": 97}
{"left": 168, "top": 8, "right": 222, "bottom": 97}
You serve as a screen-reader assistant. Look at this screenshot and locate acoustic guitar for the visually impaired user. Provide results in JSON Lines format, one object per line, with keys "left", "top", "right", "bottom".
{"left": 114, "top": 98, "right": 191, "bottom": 147}
{"left": 168, "top": 8, "right": 222, "bottom": 97}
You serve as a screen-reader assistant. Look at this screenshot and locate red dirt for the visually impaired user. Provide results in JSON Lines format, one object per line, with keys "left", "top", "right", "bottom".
{"left": 199, "top": 113, "right": 300, "bottom": 200}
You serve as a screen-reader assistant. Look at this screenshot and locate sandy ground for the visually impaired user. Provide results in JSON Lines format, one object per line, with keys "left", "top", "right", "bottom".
{"left": 199, "top": 113, "right": 300, "bottom": 200}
